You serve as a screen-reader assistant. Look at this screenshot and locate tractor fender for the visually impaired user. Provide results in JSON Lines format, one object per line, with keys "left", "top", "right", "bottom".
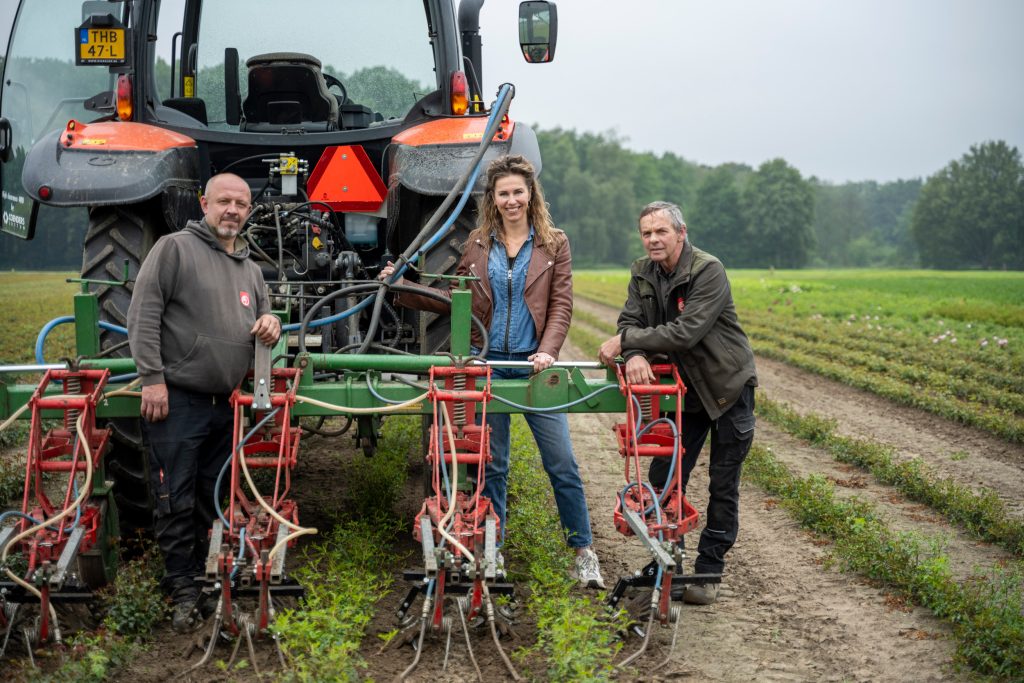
{"left": 22, "top": 121, "right": 200, "bottom": 207}
{"left": 388, "top": 118, "right": 542, "bottom": 196}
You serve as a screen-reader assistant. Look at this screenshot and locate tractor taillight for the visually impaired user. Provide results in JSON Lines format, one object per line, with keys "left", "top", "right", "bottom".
{"left": 38, "top": 185, "right": 52, "bottom": 200}
{"left": 450, "top": 71, "right": 468, "bottom": 115}
{"left": 116, "top": 74, "right": 132, "bottom": 121}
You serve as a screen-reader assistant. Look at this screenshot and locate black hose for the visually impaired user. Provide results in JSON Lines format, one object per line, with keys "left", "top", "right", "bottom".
{"left": 390, "top": 84, "right": 515, "bottom": 277}
{"left": 297, "top": 281, "right": 488, "bottom": 356}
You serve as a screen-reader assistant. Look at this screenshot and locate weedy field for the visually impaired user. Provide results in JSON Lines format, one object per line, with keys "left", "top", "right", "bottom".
{"left": 2, "top": 269, "right": 1024, "bottom": 681}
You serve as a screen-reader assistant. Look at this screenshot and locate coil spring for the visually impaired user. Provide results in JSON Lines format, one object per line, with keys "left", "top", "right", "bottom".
{"left": 64, "top": 375, "right": 82, "bottom": 429}
{"left": 639, "top": 394, "right": 653, "bottom": 422}
{"left": 451, "top": 373, "right": 467, "bottom": 427}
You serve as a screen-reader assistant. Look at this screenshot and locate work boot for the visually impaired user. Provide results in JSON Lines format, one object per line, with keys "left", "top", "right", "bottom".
{"left": 573, "top": 548, "right": 606, "bottom": 590}
{"left": 682, "top": 582, "right": 720, "bottom": 605}
{"left": 170, "top": 587, "right": 201, "bottom": 634}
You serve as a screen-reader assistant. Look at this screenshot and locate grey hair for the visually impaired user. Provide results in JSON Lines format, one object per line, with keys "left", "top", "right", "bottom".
{"left": 638, "top": 201, "right": 686, "bottom": 233}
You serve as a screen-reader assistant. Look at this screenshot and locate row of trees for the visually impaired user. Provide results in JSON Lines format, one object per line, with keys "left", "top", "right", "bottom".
{"left": 538, "top": 131, "right": 1022, "bottom": 270}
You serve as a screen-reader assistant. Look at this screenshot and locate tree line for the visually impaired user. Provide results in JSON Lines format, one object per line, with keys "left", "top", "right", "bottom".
{"left": 538, "top": 130, "right": 1023, "bottom": 270}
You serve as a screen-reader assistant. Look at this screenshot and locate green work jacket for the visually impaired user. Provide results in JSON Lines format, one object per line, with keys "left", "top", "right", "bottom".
{"left": 618, "top": 240, "right": 757, "bottom": 420}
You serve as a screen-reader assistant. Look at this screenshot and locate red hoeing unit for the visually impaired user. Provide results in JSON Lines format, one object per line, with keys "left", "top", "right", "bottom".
{"left": 612, "top": 364, "right": 699, "bottom": 543}
{"left": 5, "top": 369, "right": 112, "bottom": 646}
{"left": 413, "top": 363, "right": 498, "bottom": 627}
{"left": 217, "top": 367, "right": 303, "bottom": 634}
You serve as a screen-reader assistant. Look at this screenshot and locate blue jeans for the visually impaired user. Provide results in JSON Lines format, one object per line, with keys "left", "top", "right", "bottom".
{"left": 481, "top": 351, "right": 593, "bottom": 548}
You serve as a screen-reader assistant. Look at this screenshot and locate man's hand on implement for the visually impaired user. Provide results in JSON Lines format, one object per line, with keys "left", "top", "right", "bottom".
{"left": 251, "top": 313, "right": 282, "bottom": 346}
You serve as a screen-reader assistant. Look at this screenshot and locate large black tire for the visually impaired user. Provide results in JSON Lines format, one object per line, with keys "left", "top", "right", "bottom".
{"left": 418, "top": 202, "right": 477, "bottom": 354}
{"left": 82, "top": 204, "right": 165, "bottom": 536}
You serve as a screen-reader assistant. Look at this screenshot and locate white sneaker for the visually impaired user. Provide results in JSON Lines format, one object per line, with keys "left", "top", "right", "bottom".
{"left": 574, "top": 548, "right": 605, "bottom": 589}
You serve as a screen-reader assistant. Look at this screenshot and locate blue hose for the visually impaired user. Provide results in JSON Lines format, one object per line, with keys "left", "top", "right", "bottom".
{"left": 35, "top": 316, "right": 128, "bottom": 364}
{"left": 213, "top": 407, "right": 282, "bottom": 528}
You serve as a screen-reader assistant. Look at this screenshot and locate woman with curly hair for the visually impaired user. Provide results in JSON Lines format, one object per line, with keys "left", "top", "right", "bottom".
{"left": 380, "top": 154, "right": 604, "bottom": 588}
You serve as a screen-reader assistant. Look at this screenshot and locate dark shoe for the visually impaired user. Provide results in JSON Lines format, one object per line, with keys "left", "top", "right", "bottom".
{"left": 170, "top": 587, "right": 201, "bottom": 634}
{"left": 682, "top": 582, "right": 719, "bottom": 605}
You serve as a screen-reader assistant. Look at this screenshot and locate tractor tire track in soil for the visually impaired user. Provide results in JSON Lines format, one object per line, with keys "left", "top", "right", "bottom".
{"left": 566, "top": 295, "right": 1024, "bottom": 682}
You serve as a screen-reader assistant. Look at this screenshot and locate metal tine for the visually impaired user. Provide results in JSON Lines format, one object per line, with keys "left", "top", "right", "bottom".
{"left": 179, "top": 596, "right": 225, "bottom": 678}
{"left": 442, "top": 613, "right": 454, "bottom": 671}
{"left": 483, "top": 586, "right": 521, "bottom": 681}
{"left": 616, "top": 592, "right": 659, "bottom": 669}
{"left": 23, "top": 626, "right": 36, "bottom": 668}
{"left": 0, "top": 603, "right": 19, "bottom": 657}
{"left": 654, "top": 605, "right": 683, "bottom": 670}
{"left": 456, "top": 596, "right": 483, "bottom": 682}
{"left": 244, "top": 621, "right": 261, "bottom": 677}
{"left": 394, "top": 597, "right": 430, "bottom": 682}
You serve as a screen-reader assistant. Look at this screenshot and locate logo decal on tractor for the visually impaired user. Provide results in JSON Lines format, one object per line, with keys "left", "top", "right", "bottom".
{"left": 240, "top": 291, "right": 251, "bottom": 307}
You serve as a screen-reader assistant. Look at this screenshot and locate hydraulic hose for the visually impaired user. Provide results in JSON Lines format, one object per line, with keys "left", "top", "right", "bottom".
{"left": 35, "top": 317, "right": 128, "bottom": 364}
{"left": 282, "top": 83, "right": 515, "bottom": 333}
{"left": 296, "top": 281, "right": 489, "bottom": 357}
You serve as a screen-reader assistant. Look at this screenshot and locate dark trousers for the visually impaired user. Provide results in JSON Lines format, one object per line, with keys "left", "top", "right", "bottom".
{"left": 649, "top": 384, "right": 755, "bottom": 575}
{"left": 142, "top": 385, "right": 233, "bottom": 596}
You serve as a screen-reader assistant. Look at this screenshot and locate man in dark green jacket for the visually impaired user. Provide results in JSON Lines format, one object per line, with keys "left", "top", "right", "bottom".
{"left": 599, "top": 201, "right": 756, "bottom": 605}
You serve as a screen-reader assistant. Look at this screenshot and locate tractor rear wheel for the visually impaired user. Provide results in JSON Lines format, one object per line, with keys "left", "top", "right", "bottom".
{"left": 418, "top": 201, "right": 477, "bottom": 354}
{"left": 82, "top": 204, "right": 165, "bottom": 536}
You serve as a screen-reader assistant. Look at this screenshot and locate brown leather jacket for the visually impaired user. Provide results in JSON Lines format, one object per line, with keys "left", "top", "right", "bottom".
{"left": 395, "top": 229, "right": 574, "bottom": 358}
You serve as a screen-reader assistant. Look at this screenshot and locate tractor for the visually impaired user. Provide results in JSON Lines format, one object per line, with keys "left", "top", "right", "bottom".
{"left": 0, "top": 0, "right": 559, "bottom": 529}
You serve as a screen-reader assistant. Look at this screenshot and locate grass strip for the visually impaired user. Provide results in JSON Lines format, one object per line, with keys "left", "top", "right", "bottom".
{"left": 505, "top": 415, "right": 623, "bottom": 681}
{"left": 755, "top": 394, "right": 1024, "bottom": 557}
{"left": 743, "top": 444, "right": 1024, "bottom": 678}
{"left": 272, "top": 415, "right": 418, "bottom": 681}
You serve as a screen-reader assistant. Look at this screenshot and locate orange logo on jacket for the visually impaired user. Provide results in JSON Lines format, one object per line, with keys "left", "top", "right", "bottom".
{"left": 240, "top": 291, "right": 251, "bottom": 307}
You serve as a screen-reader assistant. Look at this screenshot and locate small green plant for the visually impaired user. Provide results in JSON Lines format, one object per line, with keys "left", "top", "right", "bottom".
{"left": 754, "top": 394, "right": 1024, "bottom": 557}
{"left": 950, "top": 450, "right": 969, "bottom": 461}
{"left": 743, "top": 444, "right": 1024, "bottom": 678}
{"left": 102, "top": 545, "right": 167, "bottom": 637}
{"left": 505, "top": 416, "right": 624, "bottom": 681}
{"left": 272, "top": 415, "right": 415, "bottom": 681}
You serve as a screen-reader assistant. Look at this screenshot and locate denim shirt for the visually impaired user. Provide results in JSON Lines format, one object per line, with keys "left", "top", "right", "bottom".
{"left": 487, "top": 228, "right": 539, "bottom": 354}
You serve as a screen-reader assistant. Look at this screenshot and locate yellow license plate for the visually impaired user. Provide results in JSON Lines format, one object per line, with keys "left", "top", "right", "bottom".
{"left": 78, "top": 27, "right": 126, "bottom": 64}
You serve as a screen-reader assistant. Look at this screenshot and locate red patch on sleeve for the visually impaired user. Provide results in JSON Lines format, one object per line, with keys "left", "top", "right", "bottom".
{"left": 240, "top": 290, "right": 251, "bottom": 307}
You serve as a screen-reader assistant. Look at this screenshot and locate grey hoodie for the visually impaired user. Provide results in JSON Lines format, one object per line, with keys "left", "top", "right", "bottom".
{"left": 127, "top": 219, "right": 270, "bottom": 393}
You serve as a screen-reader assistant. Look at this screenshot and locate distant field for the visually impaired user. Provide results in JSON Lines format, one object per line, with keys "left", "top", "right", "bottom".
{"left": 574, "top": 269, "right": 1024, "bottom": 442}
{"left": 0, "top": 271, "right": 79, "bottom": 364}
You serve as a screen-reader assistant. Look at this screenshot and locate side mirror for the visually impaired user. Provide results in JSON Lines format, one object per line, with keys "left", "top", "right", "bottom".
{"left": 519, "top": 1, "right": 557, "bottom": 64}
{"left": 0, "top": 118, "right": 11, "bottom": 163}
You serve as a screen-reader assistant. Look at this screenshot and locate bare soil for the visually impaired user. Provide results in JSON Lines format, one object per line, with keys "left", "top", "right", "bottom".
{"left": 566, "top": 296, "right": 1023, "bottom": 682}
{"left": 8, "top": 295, "right": 1022, "bottom": 681}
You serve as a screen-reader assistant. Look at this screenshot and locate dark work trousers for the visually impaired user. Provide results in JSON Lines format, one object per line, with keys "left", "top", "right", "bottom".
{"left": 649, "top": 384, "right": 756, "bottom": 575}
{"left": 142, "top": 385, "right": 234, "bottom": 596}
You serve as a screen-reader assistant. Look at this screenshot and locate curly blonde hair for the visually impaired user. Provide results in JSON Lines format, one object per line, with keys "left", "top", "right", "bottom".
{"left": 471, "top": 155, "right": 562, "bottom": 255}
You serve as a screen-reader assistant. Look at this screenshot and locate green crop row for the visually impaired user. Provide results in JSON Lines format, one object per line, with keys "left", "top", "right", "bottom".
{"left": 743, "top": 444, "right": 1024, "bottom": 678}
{"left": 505, "top": 416, "right": 624, "bottom": 680}
{"left": 743, "top": 310, "right": 1024, "bottom": 401}
{"left": 754, "top": 338, "right": 1024, "bottom": 442}
{"left": 273, "top": 414, "right": 419, "bottom": 681}
{"left": 756, "top": 394, "right": 1024, "bottom": 557}
{"left": 746, "top": 320, "right": 1024, "bottom": 417}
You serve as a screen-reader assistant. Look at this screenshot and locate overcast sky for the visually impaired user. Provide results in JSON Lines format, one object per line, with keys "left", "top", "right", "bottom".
{"left": 479, "top": 0, "right": 1024, "bottom": 183}
{"left": 1, "top": 0, "right": 1020, "bottom": 184}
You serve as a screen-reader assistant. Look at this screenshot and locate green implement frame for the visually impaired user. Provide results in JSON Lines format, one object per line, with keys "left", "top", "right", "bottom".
{"left": 0, "top": 286, "right": 678, "bottom": 421}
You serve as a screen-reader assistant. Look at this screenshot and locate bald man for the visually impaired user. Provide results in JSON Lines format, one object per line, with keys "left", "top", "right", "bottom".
{"left": 127, "top": 173, "right": 280, "bottom": 632}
